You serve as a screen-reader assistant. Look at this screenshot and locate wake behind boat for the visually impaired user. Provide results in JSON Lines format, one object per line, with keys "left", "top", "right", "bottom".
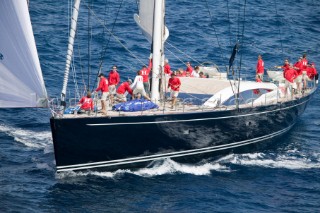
{"left": 0, "top": 0, "right": 318, "bottom": 173}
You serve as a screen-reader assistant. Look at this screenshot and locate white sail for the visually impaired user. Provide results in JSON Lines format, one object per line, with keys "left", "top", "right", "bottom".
{"left": 134, "top": 0, "right": 169, "bottom": 43}
{"left": 0, "top": 0, "right": 48, "bottom": 108}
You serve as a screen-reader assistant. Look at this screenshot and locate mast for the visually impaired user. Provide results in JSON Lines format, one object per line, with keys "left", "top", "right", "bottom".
{"left": 150, "top": 0, "right": 165, "bottom": 103}
{"left": 60, "top": 0, "right": 81, "bottom": 108}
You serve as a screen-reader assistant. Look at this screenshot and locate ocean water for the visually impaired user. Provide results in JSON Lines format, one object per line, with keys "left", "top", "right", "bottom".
{"left": 1, "top": 0, "right": 320, "bottom": 212}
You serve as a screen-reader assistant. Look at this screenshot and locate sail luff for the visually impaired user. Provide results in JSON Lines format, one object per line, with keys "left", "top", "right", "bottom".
{"left": 61, "top": 0, "right": 81, "bottom": 105}
{"left": 0, "top": 0, "right": 48, "bottom": 108}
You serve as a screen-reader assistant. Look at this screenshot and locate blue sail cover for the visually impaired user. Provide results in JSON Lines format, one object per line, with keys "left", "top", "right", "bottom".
{"left": 113, "top": 100, "right": 158, "bottom": 112}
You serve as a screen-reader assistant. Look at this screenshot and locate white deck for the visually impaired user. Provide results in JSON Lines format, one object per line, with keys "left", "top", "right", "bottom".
{"left": 62, "top": 88, "right": 312, "bottom": 119}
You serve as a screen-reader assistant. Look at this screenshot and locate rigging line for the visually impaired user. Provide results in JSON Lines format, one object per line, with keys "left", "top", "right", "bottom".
{"left": 204, "top": 0, "right": 225, "bottom": 61}
{"left": 226, "top": 0, "right": 232, "bottom": 46}
{"left": 237, "top": 0, "right": 248, "bottom": 107}
{"left": 274, "top": 0, "right": 284, "bottom": 57}
{"left": 87, "top": 0, "right": 92, "bottom": 90}
{"left": 91, "top": 0, "right": 123, "bottom": 92}
{"left": 77, "top": 39, "right": 86, "bottom": 92}
{"left": 97, "top": 0, "right": 124, "bottom": 72}
{"left": 237, "top": 0, "right": 241, "bottom": 41}
{"left": 71, "top": 57, "right": 81, "bottom": 100}
{"left": 165, "top": 41, "right": 201, "bottom": 65}
{"left": 83, "top": 3, "right": 146, "bottom": 67}
{"left": 164, "top": 46, "right": 185, "bottom": 66}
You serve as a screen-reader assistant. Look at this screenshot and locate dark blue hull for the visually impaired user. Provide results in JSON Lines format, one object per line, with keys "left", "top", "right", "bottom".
{"left": 50, "top": 93, "right": 314, "bottom": 172}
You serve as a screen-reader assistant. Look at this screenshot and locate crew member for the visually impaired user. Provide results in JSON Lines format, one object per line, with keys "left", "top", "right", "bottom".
{"left": 168, "top": 72, "right": 181, "bottom": 109}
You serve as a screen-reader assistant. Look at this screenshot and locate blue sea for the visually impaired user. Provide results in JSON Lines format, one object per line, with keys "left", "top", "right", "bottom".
{"left": 1, "top": 0, "right": 320, "bottom": 212}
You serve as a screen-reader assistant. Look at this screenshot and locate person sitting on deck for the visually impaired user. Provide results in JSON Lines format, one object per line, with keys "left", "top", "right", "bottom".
{"left": 168, "top": 72, "right": 181, "bottom": 109}
{"left": 78, "top": 91, "right": 94, "bottom": 114}
{"left": 199, "top": 71, "right": 207, "bottom": 78}
{"left": 95, "top": 73, "right": 109, "bottom": 115}
{"left": 131, "top": 70, "right": 151, "bottom": 101}
{"left": 185, "top": 70, "right": 191, "bottom": 77}
{"left": 176, "top": 68, "right": 186, "bottom": 77}
{"left": 191, "top": 66, "right": 200, "bottom": 78}
{"left": 116, "top": 79, "right": 133, "bottom": 102}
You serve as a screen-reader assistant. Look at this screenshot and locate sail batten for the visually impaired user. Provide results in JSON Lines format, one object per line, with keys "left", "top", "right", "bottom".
{"left": 0, "top": 0, "right": 47, "bottom": 108}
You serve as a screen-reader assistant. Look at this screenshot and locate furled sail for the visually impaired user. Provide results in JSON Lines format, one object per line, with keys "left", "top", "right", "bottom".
{"left": 0, "top": 0, "right": 48, "bottom": 108}
{"left": 134, "top": 0, "right": 169, "bottom": 43}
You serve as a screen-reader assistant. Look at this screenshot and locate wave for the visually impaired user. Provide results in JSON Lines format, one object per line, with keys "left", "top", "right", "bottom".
{"left": 0, "top": 124, "right": 52, "bottom": 152}
{"left": 218, "top": 151, "right": 320, "bottom": 170}
{"left": 55, "top": 158, "right": 231, "bottom": 179}
{"left": 56, "top": 148, "right": 320, "bottom": 179}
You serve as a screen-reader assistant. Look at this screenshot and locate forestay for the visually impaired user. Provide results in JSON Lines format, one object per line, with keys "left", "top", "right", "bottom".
{"left": 0, "top": 0, "right": 47, "bottom": 108}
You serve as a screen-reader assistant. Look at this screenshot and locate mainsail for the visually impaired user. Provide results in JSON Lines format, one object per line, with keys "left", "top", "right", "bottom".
{"left": 134, "top": 0, "right": 169, "bottom": 43}
{"left": 0, "top": 0, "right": 48, "bottom": 108}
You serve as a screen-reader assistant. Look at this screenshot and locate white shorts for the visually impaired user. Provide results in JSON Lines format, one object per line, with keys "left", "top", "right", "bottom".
{"left": 133, "top": 88, "right": 146, "bottom": 96}
{"left": 294, "top": 75, "right": 302, "bottom": 83}
{"left": 116, "top": 93, "right": 127, "bottom": 102}
{"left": 285, "top": 80, "right": 296, "bottom": 89}
{"left": 109, "top": 85, "right": 116, "bottom": 95}
{"left": 302, "top": 71, "right": 310, "bottom": 81}
{"left": 101, "top": 92, "right": 109, "bottom": 101}
{"left": 256, "top": 73, "right": 263, "bottom": 80}
{"left": 170, "top": 90, "right": 179, "bottom": 98}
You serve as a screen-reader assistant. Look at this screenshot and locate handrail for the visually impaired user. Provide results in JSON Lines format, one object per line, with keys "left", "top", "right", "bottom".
{"left": 49, "top": 80, "right": 317, "bottom": 117}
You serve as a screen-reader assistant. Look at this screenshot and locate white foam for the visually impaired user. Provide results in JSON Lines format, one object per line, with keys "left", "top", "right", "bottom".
{"left": 132, "top": 158, "right": 230, "bottom": 177}
{"left": 56, "top": 158, "right": 231, "bottom": 179}
{"left": 0, "top": 124, "right": 52, "bottom": 151}
{"left": 220, "top": 151, "right": 320, "bottom": 170}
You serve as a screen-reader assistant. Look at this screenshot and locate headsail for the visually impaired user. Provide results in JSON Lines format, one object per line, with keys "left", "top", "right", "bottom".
{"left": 0, "top": 0, "right": 47, "bottom": 108}
{"left": 134, "top": 0, "right": 169, "bottom": 43}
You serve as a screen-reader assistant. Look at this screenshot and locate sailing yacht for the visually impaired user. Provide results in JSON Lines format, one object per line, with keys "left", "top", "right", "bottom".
{"left": 0, "top": 0, "right": 317, "bottom": 173}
